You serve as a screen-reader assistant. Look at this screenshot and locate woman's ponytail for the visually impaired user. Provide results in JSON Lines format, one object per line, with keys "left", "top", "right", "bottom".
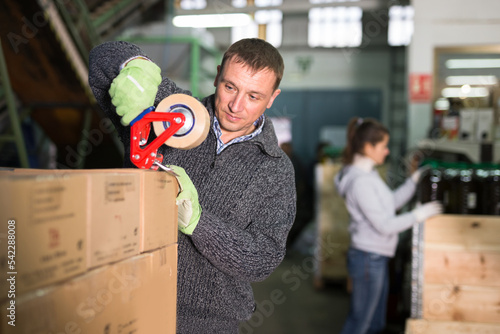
{"left": 341, "top": 117, "right": 388, "bottom": 165}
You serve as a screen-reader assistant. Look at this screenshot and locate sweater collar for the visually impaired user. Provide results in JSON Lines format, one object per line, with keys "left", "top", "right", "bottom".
{"left": 352, "top": 153, "right": 376, "bottom": 172}
{"left": 202, "top": 95, "right": 282, "bottom": 158}
{"left": 250, "top": 114, "right": 282, "bottom": 158}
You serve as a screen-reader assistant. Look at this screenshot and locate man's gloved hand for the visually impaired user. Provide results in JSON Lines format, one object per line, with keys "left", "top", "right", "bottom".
{"left": 109, "top": 58, "right": 162, "bottom": 126}
{"left": 412, "top": 201, "right": 443, "bottom": 222}
{"left": 169, "top": 165, "right": 201, "bottom": 235}
{"left": 411, "top": 165, "right": 430, "bottom": 184}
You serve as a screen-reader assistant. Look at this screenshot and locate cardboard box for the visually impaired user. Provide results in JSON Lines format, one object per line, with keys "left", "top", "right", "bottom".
{"left": 442, "top": 116, "right": 459, "bottom": 140}
{"left": 459, "top": 109, "right": 476, "bottom": 141}
{"left": 90, "top": 169, "right": 179, "bottom": 252}
{"left": 7, "top": 169, "right": 142, "bottom": 269}
{"left": 476, "top": 109, "right": 494, "bottom": 141}
{"left": 81, "top": 171, "right": 141, "bottom": 268}
{"left": 0, "top": 174, "right": 87, "bottom": 296}
{"left": 1, "top": 244, "right": 178, "bottom": 333}
{"left": 5, "top": 167, "right": 178, "bottom": 258}
{"left": 136, "top": 169, "right": 178, "bottom": 252}
{"left": 62, "top": 168, "right": 178, "bottom": 253}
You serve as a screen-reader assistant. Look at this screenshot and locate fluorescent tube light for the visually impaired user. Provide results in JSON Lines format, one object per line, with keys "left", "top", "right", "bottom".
{"left": 173, "top": 13, "right": 252, "bottom": 28}
{"left": 441, "top": 87, "right": 489, "bottom": 98}
{"left": 445, "top": 59, "right": 500, "bottom": 69}
{"left": 445, "top": 75, "right": 498, "bottom": 86}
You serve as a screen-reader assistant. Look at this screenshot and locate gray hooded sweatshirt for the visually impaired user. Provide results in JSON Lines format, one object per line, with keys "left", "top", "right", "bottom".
{"left": 335, "top": 155, "right": 418, "bottom": 257}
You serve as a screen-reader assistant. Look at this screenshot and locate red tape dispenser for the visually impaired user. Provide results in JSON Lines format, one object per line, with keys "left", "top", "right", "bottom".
{"left": 129, "top": 94, "right": 210, "bottom": 170}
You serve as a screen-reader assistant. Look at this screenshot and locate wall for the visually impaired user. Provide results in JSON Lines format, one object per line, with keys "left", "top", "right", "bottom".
{"left": 407, "top": 0, "right": 500, "bottom": 149}
{"left": 275, "top": 48, "right": 390, "bottom": 167}
{"left": 279, "top": 11, "right": 392, "bottom": 119}
{"left": 209, "top": 9, "right": 398, "bottom": 170}
{"left": 277, "top": 10, "right": 399, "bottom": 168}
{"left": 127, "top": 8, "right": 402, "bottom": 167}
{"left": 210, "top": 10, "right": 394, "bottom": 123}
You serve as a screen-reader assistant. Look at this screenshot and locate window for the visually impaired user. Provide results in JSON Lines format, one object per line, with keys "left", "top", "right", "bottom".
{"left": 308, "top": 5, "right": 362, "bottom": 48}
{"left": 232, "top": 0, "right": 247, "bottom": 8}
{"left": 309, "top": 0, "right": 360, "bottom": 3}
{"left": 231, "top": 0, "right": 283, "bottom": 47}
{"left": 179, "top": 0, "right": 206, "bottom": 10}
{"left": 388, "top": 5, "right": 414, "bottom": 46}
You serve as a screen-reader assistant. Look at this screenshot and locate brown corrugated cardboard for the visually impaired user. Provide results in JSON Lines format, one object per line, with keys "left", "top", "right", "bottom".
{"left": 1, "top": 244, "right": 178, "bottom": 333}
{"left": 81, "top": 171, "right": 141, "bottom": 268}
{"left": 4, "top": 167, "right": 178, "bottom": 261}
{"left": 6, "top": 169, "right": 142, "bottom": 269}
{"left": 81, "top": 169, "right": 178, "bottom": 255}
{"left": 137, "top": 169, "right": 178, "bottom": 252}
{"left": 0, "top": 173, "right": 87, "bottom": 296}
{"left": 65, "top": 168, "right": 178, "bottom": 253}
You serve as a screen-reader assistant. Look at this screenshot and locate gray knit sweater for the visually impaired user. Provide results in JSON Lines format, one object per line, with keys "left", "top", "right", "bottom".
{"left": 89, "top": 41, "right": 296, "bottom": 333}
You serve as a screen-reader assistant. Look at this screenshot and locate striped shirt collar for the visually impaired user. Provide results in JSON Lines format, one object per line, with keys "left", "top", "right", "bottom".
{"left": 213, "top": 115, "right": 265, "bottom": 154}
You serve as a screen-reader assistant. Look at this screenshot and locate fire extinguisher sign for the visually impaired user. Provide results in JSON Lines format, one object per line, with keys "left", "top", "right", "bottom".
{"left": 409, "top": 73, "right": 432, "bottom": 103}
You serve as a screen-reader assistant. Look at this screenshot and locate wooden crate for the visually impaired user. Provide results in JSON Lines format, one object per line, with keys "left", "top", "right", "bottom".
{"left": 314, "top": 162, "right": 350, "bottom": 287}
{"left": 422, "top": 215, "right": 500, "bottom": 324}
{"left": 314, "top": 162, "right": 389, "bottom": 287}
{"left": 408, "top": 214, "right": 500, "bottom": 331}
{"left": 424, "top": 248, "right": 500, "bottom": 287}
{"left": 406, "top": 319, "right": 500, "bottom": 334}
{"left": 424, "top": 215, "right": 500, "bottom": 251}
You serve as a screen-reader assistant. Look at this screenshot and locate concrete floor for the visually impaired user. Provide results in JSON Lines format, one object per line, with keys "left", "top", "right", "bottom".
{"left": 239, "top": 234, "right": 410, "bottom": 334}
{"left": 240, "top": 250, "right": 351, "bottom": 334}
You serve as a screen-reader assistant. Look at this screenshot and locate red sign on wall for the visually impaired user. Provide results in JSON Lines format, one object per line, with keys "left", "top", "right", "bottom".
{"left": 409, "top": 73, "right": 433, "bottom": 103}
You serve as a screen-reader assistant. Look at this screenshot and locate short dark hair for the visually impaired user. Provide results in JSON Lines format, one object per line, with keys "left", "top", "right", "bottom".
{"left": 342, "top": 117, "right": 389, "bottom": 164}
{"left": 220, "top": 38, "right": 284, "bottom": 91}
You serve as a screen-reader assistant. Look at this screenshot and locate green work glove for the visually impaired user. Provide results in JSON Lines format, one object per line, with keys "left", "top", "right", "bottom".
{"left": 169, "top": 165, "right": 201, "bottom": 235}
{"left": 109, "top": 58, "right": 162, "bottom": 126}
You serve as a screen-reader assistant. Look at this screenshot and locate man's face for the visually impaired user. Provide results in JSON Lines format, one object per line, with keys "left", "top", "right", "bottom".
{"left": 213, "top": 58, "right": 281, "bottom": 143}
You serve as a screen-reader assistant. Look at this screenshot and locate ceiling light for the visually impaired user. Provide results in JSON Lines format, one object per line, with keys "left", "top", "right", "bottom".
{"left": 445, "top": 75, "right": 498, "bottom": 86}
{"left": 173, "top": 13, "right": 252, "bottom": 28}
{"left": 442, "top": 87, "right": 489, "bottom": 98}
{"left": 445, "top": 58, "right": 500, "bottom": 69}
{"left": 461, "top": 84, "right": 471, "bottom": 94}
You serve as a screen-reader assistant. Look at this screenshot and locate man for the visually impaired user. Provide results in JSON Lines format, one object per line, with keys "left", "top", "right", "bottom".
{"left": 88, "top": 38, "right": 296, "bottom": 333}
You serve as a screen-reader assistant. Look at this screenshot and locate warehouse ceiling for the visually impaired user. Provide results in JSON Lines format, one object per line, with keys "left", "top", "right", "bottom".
{"left": 0, "top": 0, "right": 165, "bottom": 168}
{"left": 173, "top": 0, "right": 408, "bottom": 15}
{"left": 0, "top": 0, "right": 410, "bottom": 168}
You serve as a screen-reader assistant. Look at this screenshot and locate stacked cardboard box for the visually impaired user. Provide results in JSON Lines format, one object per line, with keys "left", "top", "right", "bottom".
{"left": 1, "top": 244, "right": 177, "bottom": 333}
{"left": 0, "top": 168, "right": 178, "bottom": 333}
{"left": 314, "top": 162, "right": 350, "bottom": 288}
{"left": 314, "top": 161, "right": 387, "bottom": 288}
{"left": 0, "top": 173, "right": 88, "bottom": 295}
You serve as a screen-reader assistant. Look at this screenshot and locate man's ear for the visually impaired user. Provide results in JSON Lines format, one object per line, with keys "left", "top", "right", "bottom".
{"left": 266, "top": 88, "right": 281, "bottom": 109}
{"left": 214, "top": 65, "right": 221, "bottom": 87}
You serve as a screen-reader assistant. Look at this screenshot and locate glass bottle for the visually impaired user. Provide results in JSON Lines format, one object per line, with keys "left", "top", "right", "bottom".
{"left": 483, "top": 167, "right": 500, "bottom": 215}
{"left": 456, "top": 164, "right": 480, "bottom": 215}
{"left": 417, "top": 161, "right": 445, "bottom": 204}
{"left": 442, "top": 163, "right": 460, "bottom": 214}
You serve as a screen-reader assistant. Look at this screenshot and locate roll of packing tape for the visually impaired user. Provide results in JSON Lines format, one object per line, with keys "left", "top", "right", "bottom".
{"left": 153, "top": 94, "right": 210, "bottom": 149}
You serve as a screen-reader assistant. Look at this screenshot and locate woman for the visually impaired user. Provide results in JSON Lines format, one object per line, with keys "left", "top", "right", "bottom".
{"left": 335, "top": 117, "right": 442, "bottom": 334}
